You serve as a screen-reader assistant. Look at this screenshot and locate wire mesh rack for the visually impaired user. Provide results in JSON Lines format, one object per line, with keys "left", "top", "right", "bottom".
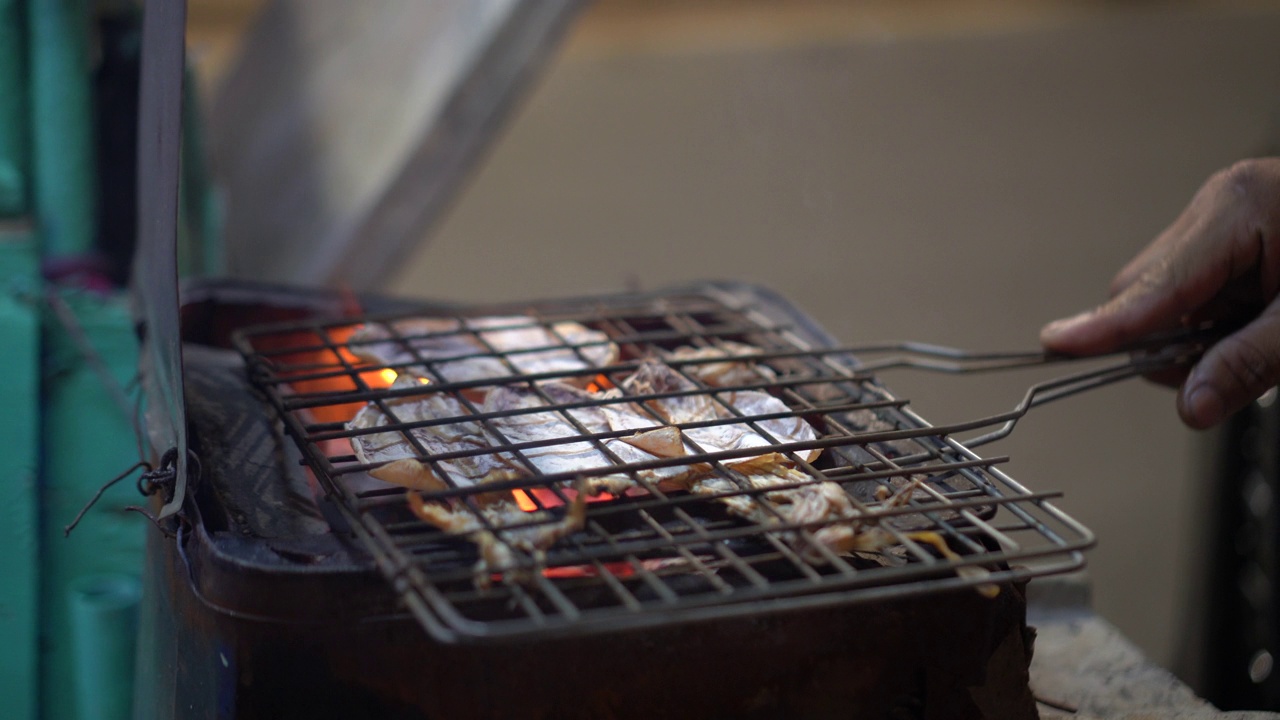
{"left": 231, "top": 284, "right": 1203, "bottom": 644}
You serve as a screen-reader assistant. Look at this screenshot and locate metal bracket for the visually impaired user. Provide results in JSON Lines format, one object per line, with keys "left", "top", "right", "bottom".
{"left": 133, "top": 0, "right": 188, "bottom": 519}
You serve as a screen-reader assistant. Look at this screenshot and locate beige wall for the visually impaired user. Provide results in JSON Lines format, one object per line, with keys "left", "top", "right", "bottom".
{"left": 389, "top": 3, "right": 1280, "bottom": 669}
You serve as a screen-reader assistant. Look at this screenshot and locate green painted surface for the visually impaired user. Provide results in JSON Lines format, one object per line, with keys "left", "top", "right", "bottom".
{"left": 40, "top": 290, "right": 143, "bottom": 720}
{"left": 0, "top": 0, "right": 28, "bottom": 216}
{"left": 0, "top": 222, "right": 40, "bottom": 720}
{"left": 199, "top": 186, "right": 226, "bottom": 278}
{"left": 28, "top": 0, "right": 96, "bottom": 256}
{"left": 181, "top": 69, "right": 225, "bottom": 277}
{"left": 69, "top": 574, "right": 141, "bottom": 720}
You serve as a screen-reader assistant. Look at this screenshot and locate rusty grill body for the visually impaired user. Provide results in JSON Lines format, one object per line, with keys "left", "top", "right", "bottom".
{"left": 227, "top": 282, "right": 1090, "bottom": 645}
{"left": 133, "top": 280, "right": 1100, "bottom": 718}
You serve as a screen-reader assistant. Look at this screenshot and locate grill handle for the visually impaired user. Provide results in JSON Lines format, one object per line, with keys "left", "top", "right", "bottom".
{"left": 840, "top": 322, "right": 1227, "bottom": 448}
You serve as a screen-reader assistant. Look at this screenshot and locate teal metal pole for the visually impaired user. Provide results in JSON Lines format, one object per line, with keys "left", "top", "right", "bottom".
{"left": 28, "top": 0, "right": 96, "bottom": 256}
{"left": 0, "top": 0, "right": 28, "bottom": 216}
{"left": 181, "top": 68, "right": 224, "bottom": 277}
{"left": 40, "top": 290, "right": 144, "bottom": 720}
{"left": 0, "top": 221, "right": 40, "bottom": 720}
{"left": 68, "top": 574, "right": 140, "bottom": 720}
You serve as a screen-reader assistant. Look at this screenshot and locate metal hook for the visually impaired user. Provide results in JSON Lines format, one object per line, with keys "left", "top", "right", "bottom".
{"left": 64, "top": 460, "right": 153, "bottom": 537}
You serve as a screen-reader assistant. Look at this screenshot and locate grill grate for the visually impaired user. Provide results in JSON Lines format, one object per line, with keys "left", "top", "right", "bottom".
{"left": 233, "top": 285, "right": 1096, "bottom": 643}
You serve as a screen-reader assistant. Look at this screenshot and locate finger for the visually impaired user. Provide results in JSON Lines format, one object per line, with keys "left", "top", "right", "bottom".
{"left": 1041, "top": 186, "right": 1260, "bottom": 357}
{"left": 1176, "top": 302, "right": 1280, "bottom": 428}
{"left": 1185, "top": 286, "right": 1266, "bottom": 328}
{"left": 1041, "top": 240, "right": 1234, "bottom": 355}
{"left": 1044, "top": 159, "right": 1280, "bottom": 357}
{"left": 1109, "top": 221, "right": 1185, "bottom": 297}
{"left": 1107, "top": 172, "right": 1226, "bottom": 296}
{"left": 1110, "top": 160, "right": 1279, "bottom": 297}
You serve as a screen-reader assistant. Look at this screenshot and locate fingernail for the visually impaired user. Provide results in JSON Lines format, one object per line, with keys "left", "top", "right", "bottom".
{"left": 1183, "top": 384, "right": 1225, "bottom": 428}
{"left": 1040, "top": 311, "right": 1092, "bottom": 341}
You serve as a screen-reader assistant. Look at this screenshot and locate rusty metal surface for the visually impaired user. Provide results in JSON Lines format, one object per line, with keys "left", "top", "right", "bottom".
{"left": 152, "top": 517, "right": 1039, "bottom": 719}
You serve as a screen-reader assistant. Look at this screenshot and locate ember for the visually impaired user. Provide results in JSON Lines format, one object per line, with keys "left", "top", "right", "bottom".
{"left": 260, "top": 325, "right": 400, "bottom": 424}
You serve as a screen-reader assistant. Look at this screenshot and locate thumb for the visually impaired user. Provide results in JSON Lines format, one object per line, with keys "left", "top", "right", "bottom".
{"left": 1178, "top": 303, "right": 1280, "bottom": 428}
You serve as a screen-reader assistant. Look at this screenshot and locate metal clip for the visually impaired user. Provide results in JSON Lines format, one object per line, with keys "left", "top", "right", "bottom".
{"left": 64, "top": 447, "right": 200, "bottom": 540}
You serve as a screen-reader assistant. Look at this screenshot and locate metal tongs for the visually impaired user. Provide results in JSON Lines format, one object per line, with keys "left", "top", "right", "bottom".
{"left": 824, "top": 321, "right": 1230, "bottom": 450}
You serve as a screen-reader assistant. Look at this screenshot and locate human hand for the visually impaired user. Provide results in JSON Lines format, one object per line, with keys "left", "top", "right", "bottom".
{"left": 1040, "top": 158, "right": 1280, "bottom": 429}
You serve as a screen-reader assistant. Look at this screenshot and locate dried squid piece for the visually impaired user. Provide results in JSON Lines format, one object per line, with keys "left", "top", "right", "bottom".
{"left": 686, "top": 462, "right": 881, "bottom": 562}
{"left": 621, "top": 360, "right": 821, "bottom": 465}
{"left": 407, "top": 481, "right": 588, "bottom": 588}
{"left": 482, "top": 382, "right": 705, "bottom": 493}
{"left": 666, "top": 341, "right": 777, "bottom": 388}
{"left": 349, "top": 316, "right": 618, "bottom": 386}
{"left": 347, "top": 377, "right": 511, "bottom": 491}
{"left": 685, "top": 460, "right": 989, "bottom": 583}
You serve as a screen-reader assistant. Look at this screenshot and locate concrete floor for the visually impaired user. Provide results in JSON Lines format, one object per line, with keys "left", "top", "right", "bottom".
{"left": 387, "top": 3, "right": 1280, "bottom": 670}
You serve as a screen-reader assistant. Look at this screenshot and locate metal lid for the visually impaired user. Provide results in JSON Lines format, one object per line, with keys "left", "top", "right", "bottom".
{"left": 208, "top": 0, "right": 583, "bottom": 290}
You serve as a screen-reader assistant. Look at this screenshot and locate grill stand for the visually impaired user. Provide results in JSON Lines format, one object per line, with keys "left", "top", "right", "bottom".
{"left": 138, "top": 514, "right": 1038, "bottom": 720}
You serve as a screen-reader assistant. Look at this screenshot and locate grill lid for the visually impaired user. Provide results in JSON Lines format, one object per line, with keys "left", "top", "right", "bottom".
{"left": 210, "top": 0, "right": 584, "bottom": 290}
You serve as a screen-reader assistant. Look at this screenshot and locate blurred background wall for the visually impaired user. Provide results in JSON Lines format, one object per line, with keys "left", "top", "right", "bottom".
{"left": 191, "top": 0, "right": 1280, "bottom": 674}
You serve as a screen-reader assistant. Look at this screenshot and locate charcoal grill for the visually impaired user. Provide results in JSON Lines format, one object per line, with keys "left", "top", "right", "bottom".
{"left": 131, "top": 278, "right": 1231, "bottom": 719}
{"left": 228, "top": 281, "right": 1108, "bottom": 645}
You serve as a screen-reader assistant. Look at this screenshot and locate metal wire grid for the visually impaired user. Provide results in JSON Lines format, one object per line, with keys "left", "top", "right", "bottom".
{"left": 233, "top": 289, "right": 1096, "bottom": 643}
